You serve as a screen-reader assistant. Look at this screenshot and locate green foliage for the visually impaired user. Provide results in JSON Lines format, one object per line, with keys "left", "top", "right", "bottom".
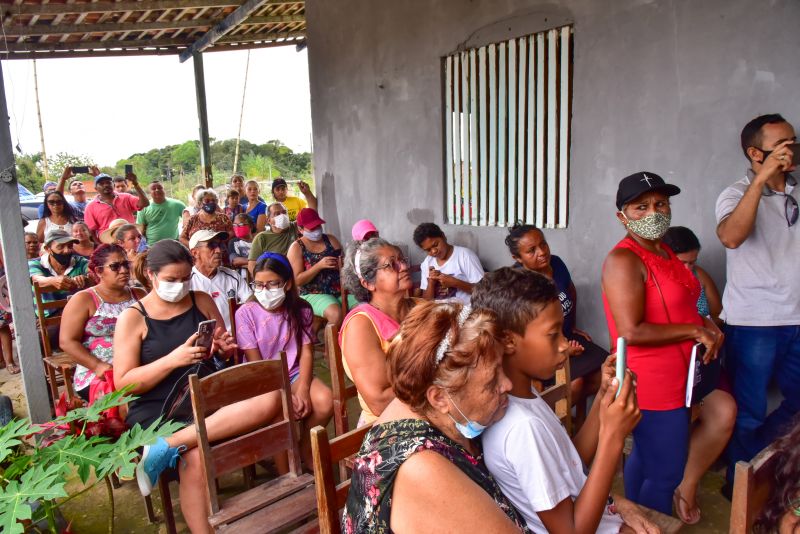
{"left": 0, "top": 387, "right": 183, "bottom": 533}
{"left": 14, "top": 154, "right": 44, "bottom": 193}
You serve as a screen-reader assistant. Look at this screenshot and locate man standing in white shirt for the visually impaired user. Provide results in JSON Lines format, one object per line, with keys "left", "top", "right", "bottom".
{"left": 715, "top": 113, "right": 800, "bottom": 487}
{"left": 413, "top": 222, "right": 484, "bottom": 305}
{"left": 189, "top": 229, "right": 251, "bottom": 332}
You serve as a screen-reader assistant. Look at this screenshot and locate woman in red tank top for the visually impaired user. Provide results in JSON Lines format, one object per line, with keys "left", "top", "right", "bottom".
{"left": 601, "top": 172, "right": 724, "bottom": 519}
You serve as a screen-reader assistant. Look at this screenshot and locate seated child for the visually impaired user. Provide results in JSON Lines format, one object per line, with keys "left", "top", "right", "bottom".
{"left": 229, "top": 213, "right": 255, "bottom": 280}
{"left": 474, "top": 267, "right": 656, "bottom": 533}
{"left": 235, "top": 251, "right": 333, "bottom": 466}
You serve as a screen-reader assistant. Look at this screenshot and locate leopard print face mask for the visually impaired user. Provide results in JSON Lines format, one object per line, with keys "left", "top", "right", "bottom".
{"left": 620, "top": 211, "right": 671, "bottom": 240}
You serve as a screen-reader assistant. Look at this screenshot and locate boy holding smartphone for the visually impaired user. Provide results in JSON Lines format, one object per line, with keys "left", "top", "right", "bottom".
{"left": 474, "top": 268, "right": 656, "bottom": 533}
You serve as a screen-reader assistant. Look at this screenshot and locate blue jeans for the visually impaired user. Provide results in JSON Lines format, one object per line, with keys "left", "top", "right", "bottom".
{"left": 624, "top": 407, "right": 690, "bottom": 514}
{"left": 725, "top": 325, "right": 800, "bottom": 481}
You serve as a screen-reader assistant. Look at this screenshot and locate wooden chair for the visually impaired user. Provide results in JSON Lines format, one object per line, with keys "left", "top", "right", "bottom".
{"left": 323, "top": 324, "right": 360, "bottom": 480}
{"left": 32, "top": 282, "right": 76, "bottom": 408}
{"left": 730, "top": 442, "right": 779, "bottom": 534}
{"left": 311, "top": 424, "right": 373, "bottom": 534}
{"left": 537, "top": 360, "right": 572, "bottom": 436}
{"left": 190, "top": 356, "right": 317, "bottom": 532}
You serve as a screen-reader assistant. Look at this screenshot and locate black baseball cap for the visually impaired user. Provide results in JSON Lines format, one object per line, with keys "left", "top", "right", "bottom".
{"left": 271, "top": 178, "right": 287, "bottom": 191}
{"left": 615, "top": 171, "right": 681, "bottom": 210}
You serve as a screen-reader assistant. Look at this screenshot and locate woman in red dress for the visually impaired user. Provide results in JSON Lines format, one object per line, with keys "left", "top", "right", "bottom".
{"left": 601, "top": 172, "right": 723, "bottom": 518}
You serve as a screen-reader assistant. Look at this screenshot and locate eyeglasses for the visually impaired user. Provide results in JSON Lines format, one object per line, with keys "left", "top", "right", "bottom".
{"left": 232, "top": 223, "right": 250, "bottom": 228}
{"left": 47, "top": 200, "right": 63, "bottom": 206}
{"left": 376, "top": 256, "right": 409, "bottom": 273}
{"left": 102, "top": 260, "right": 131, "bottom": 273}
{"left": 201, "top": 241, "right": 223, "bottom": 250}
{"left": 250, "top": 280, "right": 285, "bottom": 291}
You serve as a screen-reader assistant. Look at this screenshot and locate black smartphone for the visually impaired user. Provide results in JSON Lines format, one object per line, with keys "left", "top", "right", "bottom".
{"left": 124, "top": 164, "right": 133, "bottom": 175}
{"left": 71, "top": 166, "right": 89, "bottom": 174}
{"left": 194, "top": 319, "right": 216, "bottom": 356}
{"left": 789, "top": 143, "right": 800, "bottom": 166}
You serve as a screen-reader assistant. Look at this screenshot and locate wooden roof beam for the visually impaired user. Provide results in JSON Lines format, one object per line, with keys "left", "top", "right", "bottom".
{"left": 3, "top": 0, "right": 301, "bottom": 16}
{"left": 178, "top": 0, "right": 269, "bottom": 62}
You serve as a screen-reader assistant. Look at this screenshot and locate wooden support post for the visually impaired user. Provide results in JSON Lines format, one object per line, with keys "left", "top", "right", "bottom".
{"left": 193, "top": 52, "right": 213, "bottom": 188}
{"left": 0, "top": 61, "right": 51, "bottom": 424}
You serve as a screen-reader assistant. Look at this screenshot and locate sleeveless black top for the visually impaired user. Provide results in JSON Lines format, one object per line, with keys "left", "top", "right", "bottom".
{"left": 125, "top": 291, "right": 208, "bottom": 428}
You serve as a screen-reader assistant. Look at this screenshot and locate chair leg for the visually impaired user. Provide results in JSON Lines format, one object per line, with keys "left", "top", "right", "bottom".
{"left": 143, "top": 494, "right": 157, "bottom": 524}
{"left": 158, "top": 476, "right": 177, "bottom": 534}
{"left": 243, "top": 465, "right": 256, "bottom": 489}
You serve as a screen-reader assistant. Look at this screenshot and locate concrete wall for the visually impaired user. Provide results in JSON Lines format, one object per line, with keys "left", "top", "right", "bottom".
{"left": 305, "top": 0, "right": 800, "bottom": 345}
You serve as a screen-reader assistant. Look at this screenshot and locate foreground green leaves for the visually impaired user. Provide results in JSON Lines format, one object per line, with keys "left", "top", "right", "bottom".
{"left": 0, "top": 387, "right": 184, "bottom": 533}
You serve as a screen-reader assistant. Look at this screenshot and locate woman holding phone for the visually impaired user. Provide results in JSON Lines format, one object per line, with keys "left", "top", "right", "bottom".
{"left": 601, "top": 172, "right": 723, "bottom": 520}
{"left": 287, "top": 208, "right": 356, "bottom": 327}
{"left": 114, "top": 239, "right": 284, "bottom": 534}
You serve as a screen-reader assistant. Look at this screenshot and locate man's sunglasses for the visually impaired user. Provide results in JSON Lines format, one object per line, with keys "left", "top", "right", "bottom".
{"left": 102, "top": 260, "right": 131, "bottom": 273}
{"left": 201, "top": 241, "right": 224, "bottom": 250}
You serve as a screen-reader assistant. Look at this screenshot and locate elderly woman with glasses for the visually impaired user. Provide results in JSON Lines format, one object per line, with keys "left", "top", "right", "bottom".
{"left": 343, "top": 302, "right": 527, "bottom": 532}
{"left": 340, "top": 238, "right": 418, "bottom": 425}
{"left": 59, "top": 244, "right": 146, "bottom": 401}
{"left": 180, "top": 188, "right": 233, "bottom": 265}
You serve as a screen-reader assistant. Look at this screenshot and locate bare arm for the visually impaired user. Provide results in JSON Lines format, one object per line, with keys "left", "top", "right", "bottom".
{"left": 601, "top": 248, "right": 703, "bottom": 346}
{"left": 36, "top": 219, "right": 46, "bottom": 244}
{"left": 342, "top": 314, "right": 395, "bottom": 417}
{"left": 58, "top": 292, "right": 106, "bottom": 372}
{"left": 571, "top": 355, "right": 615, "bottom": 464}
{"left": 56, "top": 167, "right": 72, "bottom": 195}
{"left": 538, "top": 374, "right": 640, "bottom": 534}
{"left": 112, "top": 307, "right": 190, "bottom": 394}
{"left": 127, "top": 173, "right": 150, "bottom": 209}
{"left": 288, "top": 241, "right": 327, "bottom": 287}
{"left": 255, "top": 214, "right": 267, "bottom": 233}
{"left": 695, "top": 266, "right": 723, "bottom": 324}
{"left": 391, "top": 450, "right": 521, "bottom": 533}
{"left": 298, "top": 181, "right": 317, "bottom": 212}
{"left": 717, "top": 143, "right": 794, "bottom": 248}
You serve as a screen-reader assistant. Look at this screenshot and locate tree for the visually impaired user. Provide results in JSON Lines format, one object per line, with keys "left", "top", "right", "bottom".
{"left": 171, "top": 141, "right": 201, "bottom": 173}
{"left": 15, "top": 153, "right": 43, "bottom": 192}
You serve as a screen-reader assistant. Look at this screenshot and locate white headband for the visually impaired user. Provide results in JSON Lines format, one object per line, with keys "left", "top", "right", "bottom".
{"left": 434, "top": 305, "right": 472, "bottom": 364}
{"left": 354, "top": 248, "right": 364, "bottom": 281}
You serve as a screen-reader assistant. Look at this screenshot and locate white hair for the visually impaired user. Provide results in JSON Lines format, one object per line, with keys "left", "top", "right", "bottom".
{"left": 195, "top": 187, "right": 218, "bottom": 203}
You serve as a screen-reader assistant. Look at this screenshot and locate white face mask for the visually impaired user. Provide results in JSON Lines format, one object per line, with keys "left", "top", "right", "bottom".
{"left": 255, "top": 287, "right": 286, "bottom": 310}
{"left": 154, "top": 278, "right": 190, "bottom": 302}
{"left": 304, "top": 228, "right": 323, "bottom": 241}
{"left": 273, "top": 213, "right": 290, "bottom": 230}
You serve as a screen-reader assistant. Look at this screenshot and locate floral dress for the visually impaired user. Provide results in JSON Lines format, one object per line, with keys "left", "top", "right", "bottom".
{"left": 73, "top": 288, "right": 138, "bottom": 393}
{"left": 296, "top": 235, "right": 342, "bottom": 296}
{"left": 342, "top": 418, "right": 529, "bottom": 533}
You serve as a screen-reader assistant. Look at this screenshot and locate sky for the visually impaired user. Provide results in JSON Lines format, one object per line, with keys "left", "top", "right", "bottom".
{"left": 2, "top": 45, "right": 312, "bottom": 166}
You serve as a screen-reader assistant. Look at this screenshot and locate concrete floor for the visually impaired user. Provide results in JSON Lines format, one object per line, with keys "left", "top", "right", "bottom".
{"left": 0, "top": 349, "right": 735, "bottom": 533}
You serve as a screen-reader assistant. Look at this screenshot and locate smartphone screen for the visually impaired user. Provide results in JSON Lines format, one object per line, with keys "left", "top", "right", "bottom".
{"left": 71, "top": 166, "right": 89, "bottom": 174}
{"left": 124, "top": 164, "right": 133, "bottom": 175}
{"left": 194, "top": 319, "right": 216, "bottom": 356}
{"left": 615, "top": 336, "right": 627, "bottom": 397}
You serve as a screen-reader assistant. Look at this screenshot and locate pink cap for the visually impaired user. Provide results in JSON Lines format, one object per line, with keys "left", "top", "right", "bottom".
{"left": 352, "top": 219, "right": 379, "bottom": 241}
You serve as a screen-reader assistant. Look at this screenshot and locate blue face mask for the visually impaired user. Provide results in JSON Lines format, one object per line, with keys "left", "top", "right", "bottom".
{"left": 446, "top": 393, "right": 487, "bottom": 439}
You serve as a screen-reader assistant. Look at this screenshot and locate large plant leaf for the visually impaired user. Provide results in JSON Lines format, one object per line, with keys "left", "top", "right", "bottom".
{"left": 34, "top": 435, "right": 114, "bottom": 485}
{"left": 43, "top": 386, "right": 137, "bottom": 428}
{"left": 0, "top": 419, "right": 35, "bottom": 464}
{"left": 97, "top": 418, "right": 184, "bottom": 480}
{"left": 0, "top": 463, "right": 67, "bottom": 534}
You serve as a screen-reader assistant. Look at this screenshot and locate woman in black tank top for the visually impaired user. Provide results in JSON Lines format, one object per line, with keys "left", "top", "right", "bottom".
{"left": 113, "top": 240, "right": 285, "bottom": 533}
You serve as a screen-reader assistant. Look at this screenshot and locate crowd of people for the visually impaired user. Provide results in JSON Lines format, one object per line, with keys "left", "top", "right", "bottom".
{"left": 0, "top": 112, "right": 793, "bottom": 533}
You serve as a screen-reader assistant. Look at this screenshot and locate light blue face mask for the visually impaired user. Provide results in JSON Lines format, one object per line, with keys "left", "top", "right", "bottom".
{"left": 446, "top": 393, "right": 487, "bottom": 439}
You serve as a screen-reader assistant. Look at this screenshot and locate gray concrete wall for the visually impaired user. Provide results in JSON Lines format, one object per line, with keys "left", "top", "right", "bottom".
{"left": 305, "top": 0, "right": 800, "bottom": 345}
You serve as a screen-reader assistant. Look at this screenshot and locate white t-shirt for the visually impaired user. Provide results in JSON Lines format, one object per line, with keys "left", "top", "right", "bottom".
{"left": 190, "top": 266, "right": 252, "bottom": 331}
{"left": 715, "top": 172, "right": 800, "bottom": 326}
{"left": 483, "top": 392, "right": 624, "bottom": 534}
{"left": 419, "top": 245, "right": 484, "bottom": 304}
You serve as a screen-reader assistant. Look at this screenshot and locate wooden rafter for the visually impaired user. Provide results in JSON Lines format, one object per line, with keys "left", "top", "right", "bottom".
{"left": 3, "top": 0, "right": 301, "bottom": 16}
{"left": 178, "top": 0, "right": 269, "bottom": 62}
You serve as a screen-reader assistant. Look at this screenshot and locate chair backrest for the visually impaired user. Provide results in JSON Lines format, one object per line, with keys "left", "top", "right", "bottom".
{"left": 33, "top": 281, "right": 70, "bottom": 359}
{"left": 324, "top": 324, "right": 358, "bottom": 437}
{"left": 730, "top": 443, "right": 780, "bottom": 534}
{"left": 311, "top": 423, "right": 373, "bottom": 534}
{"left": 189, "top": 355, "right": 302, "bottom": 514}
{"left": 537, "top": 360, "right": 572, "bottom": 435}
